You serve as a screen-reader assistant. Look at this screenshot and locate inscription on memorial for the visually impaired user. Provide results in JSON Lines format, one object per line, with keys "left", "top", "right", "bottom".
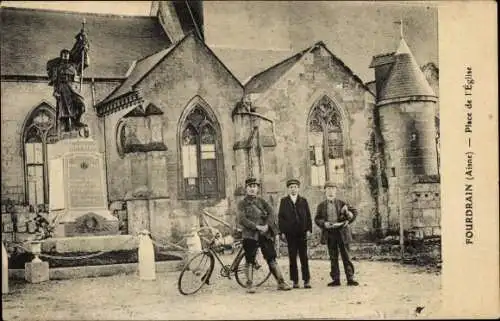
{"left": 67, "top": 155, "right": 105, "bottom": 208}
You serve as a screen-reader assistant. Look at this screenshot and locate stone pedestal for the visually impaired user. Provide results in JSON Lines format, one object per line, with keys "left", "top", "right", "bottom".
{"left": 25, "top": 261, "right": 49, "bottom": 283}
{"left": 126, "top": 199, "right": 150, "bottom": 236}
{"left": 48, "top": 138, "right": 119, "bottom": 237}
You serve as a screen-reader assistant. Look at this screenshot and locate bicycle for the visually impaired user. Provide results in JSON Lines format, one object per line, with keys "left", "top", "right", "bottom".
{"left": 177, "top": 227, "right": 272, "bottom": 295}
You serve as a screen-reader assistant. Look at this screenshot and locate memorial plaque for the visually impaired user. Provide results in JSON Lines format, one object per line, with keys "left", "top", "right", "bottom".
{"left": 67, "top": 155, "right": 105, "bottom": 208}
{"left": 49, "top": 158, "right": 65, "bottom": 210}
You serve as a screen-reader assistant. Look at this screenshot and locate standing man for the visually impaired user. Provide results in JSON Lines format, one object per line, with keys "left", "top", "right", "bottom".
{"left": 238, "top": 177, "right": 292, "bottom": 294}
{"left": 314, "top": 181, "right": 359, "bottom": 286}
{"left": 278, "top": 178, "right": 313, "bottom": 289}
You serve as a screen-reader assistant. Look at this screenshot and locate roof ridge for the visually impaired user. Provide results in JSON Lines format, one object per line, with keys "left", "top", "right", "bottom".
{"left": 318, "top": 43, "right": 373, "bottom": 94}
{"left": 135, "top": 43, "right": 176, "bottom": 65}
{"left": 0, "top": 6, "right": 155, "bottom": 19}
{"left": 244, "top": 42, "right": 317, "bottom": 87}
{"left": 372, "top": 52, "right": 395, "bottom": 58}
{"left": 244, "top": 40, "right": 373, "bottom": 97}
{"left": 99, "top": 38, "right": 185, "bottom": 105}
{"left": 98, "top": 32, "right": 243, "bottom": 107}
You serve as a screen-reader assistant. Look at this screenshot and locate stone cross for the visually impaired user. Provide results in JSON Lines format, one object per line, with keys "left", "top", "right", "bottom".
{"left": 394, "top": 19, "right": 405, "bottom": 39}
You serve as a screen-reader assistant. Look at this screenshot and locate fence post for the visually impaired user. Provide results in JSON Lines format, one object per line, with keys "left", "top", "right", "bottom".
{"left": 138, "top": 230, "right": 156, "bottom": 280}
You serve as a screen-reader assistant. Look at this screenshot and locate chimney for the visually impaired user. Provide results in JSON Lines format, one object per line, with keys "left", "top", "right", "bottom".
{"left": 369, "top": 52, "right": 395, "bottom": 98}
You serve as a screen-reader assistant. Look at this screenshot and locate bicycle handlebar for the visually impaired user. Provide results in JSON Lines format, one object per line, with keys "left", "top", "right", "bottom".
{"left": 196, "top": 226, "right": 243, "bottom": 248}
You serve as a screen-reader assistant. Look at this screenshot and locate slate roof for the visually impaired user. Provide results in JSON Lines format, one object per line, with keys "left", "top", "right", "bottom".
{"left": 0, "top": 7, "right": 172, "bottom": 78}
{"left": 244, "top": 47, "right": 309, "bottom": 94}
{"left": 99, "top": 32, "right": 242, "bottom": 107}
{"left": 101, "top": 44, "right": 178, "bottom": 103}
{"left": 369, "top": 52, "right": 395, "bottom": 68}
{"left": 378, "top": 39, "right": 436, "bottom": 103}
{"left": 244, "top": 41, "right": 371, "bottom": 95}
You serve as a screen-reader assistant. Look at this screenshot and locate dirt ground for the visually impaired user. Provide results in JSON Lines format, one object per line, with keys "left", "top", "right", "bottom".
{"left": 2, "top": 257, "right": 441, "bottom": 320}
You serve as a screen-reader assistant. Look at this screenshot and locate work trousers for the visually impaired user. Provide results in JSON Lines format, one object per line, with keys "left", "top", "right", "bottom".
{"left": 285, "top": 233, "right": 310, "bottom": 283}
{"left": 327, "top": 231, "right": 354, "bottom": 282}
{"left": 242, "top": 235, "right": 277, "bottom": 265}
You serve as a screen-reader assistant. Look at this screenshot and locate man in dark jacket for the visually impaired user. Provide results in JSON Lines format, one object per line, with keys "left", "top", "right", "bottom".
{"left": 238, "top": 177, "right": 292, "bottom": 293}
{"left": 314, "top": 181, "right": 359, "bottom": 286}
{"left": 278, "top": 178, "right": 313, "bottom": 289}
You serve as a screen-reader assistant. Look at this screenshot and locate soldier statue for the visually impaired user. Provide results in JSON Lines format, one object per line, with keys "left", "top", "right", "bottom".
{"left": 47, "top": 21, "right": 89, "bottom": 134}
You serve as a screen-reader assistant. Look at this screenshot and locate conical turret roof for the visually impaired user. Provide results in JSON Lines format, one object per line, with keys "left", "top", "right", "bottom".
{"left": 378, "top": 38, "right": 437, "bottom": 105}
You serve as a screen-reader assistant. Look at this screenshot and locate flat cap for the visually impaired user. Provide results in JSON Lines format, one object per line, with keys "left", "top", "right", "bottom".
{"left": 286, "top": 179, "right": 300, "bottom": 187}
{"left": 245, "top": 177, "right": 260, "bottom": 186}
{"left": 324, "top": 181, "right": 338, "bottom": 189}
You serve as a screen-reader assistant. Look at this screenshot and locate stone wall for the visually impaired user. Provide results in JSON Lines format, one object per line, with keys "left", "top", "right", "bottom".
{"left": 408, "top": 182, "right": 441, "bottom": 236}
{"left": 378, "top": 99, "right": 439, "bottom": 234}
{"left": 102, "top": 35, "right": 243, "bottom": 241}
{"left": 248, "top": 45, "right": 377, "bottom": 235}
{"left": 0, "top": 79, "right": 121, "bottom": 203}
{"left": 1, "top": 203, "right": 48, "bottom": 243}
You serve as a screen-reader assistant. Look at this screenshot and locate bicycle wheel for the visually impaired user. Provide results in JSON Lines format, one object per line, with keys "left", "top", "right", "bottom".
{"left": 178, "top": 251, "right": 214, "bottom": 295}
{"left": 234, "top": 248, "right": 272, "bottom": 288}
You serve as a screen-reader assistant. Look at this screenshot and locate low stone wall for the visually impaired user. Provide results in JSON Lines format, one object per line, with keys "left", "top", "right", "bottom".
{"left": 1, "top": 205, "right": 49, "bottom": 243}
{"left": 8, "top": 260, "right": 182, "bottom": 280}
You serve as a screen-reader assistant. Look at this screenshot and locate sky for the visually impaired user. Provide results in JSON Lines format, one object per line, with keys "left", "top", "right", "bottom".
{"left": 0, "top": 1, "right": 438, "bottom": 83}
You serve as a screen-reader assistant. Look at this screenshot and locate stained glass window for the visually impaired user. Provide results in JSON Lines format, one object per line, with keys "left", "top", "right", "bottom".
{"left": 308, "top": 96, "right": 345, "bottom": 186}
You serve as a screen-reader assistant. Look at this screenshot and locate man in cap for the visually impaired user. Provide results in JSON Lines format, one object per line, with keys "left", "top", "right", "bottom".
{"left": 238, "top": 177, "right": 292, "bottom": 293}
{"left": 314, "top": 181, "right": 359, "bottom": 286}
{"left": 278, "top": 178, "right": 313, "bottom": 289}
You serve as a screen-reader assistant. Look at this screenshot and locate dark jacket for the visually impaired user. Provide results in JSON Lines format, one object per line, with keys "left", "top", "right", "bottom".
{"left": 314, "top": 199, "right": 357, "bottom": 245}
{"left": 278, "top": 195, "right": 312, "bottom": 235}
{"left": 237, "top": 195, "right": 279, "bottom": 241}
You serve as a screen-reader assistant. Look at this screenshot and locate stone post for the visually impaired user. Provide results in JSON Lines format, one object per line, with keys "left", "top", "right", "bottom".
{"left": 25, "top": 241, "right": 49, "bottom": 283}
{"left": 2, "top": 242, "right": 8, "bottom": 294}
{"left": 138, "top": 230, "right": 156, "bottom": 280}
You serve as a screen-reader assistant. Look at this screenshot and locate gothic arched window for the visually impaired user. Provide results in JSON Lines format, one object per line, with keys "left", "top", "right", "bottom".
{"left": 22, "top": 103, "right": 57, "bottom": 206}
{"left": 308, "top": 96, "right": 345, "bottom": 187}
{"left": 179, "top": 104, "right": 224, "bottom": 199}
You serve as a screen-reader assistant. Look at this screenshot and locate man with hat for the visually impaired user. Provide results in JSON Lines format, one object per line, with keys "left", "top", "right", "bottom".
{"left": 238, "top": 177, "right": 292, "bottom": 293}
{"left": 314, "top": 181, "right": 359, "bottom": 286}
{"left": 278, "top": 178, "right": 313, "bottom": 289}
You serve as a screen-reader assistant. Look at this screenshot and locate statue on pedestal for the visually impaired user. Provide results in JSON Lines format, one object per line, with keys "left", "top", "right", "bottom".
{"left": 47, "top": 20, "right": 89, "bottom": 134}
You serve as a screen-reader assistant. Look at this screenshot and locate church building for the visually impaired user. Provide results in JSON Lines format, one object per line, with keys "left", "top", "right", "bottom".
{"left": 1, "top": 1, "right": 440, "bottom": 243}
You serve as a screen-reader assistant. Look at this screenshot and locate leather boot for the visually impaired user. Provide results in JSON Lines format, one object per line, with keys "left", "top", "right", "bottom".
{"left": 269, "top": 262, "right": 291, "bottom": 291}
{"left": 245, "top": 263, "right": 256, "bottom": 293}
